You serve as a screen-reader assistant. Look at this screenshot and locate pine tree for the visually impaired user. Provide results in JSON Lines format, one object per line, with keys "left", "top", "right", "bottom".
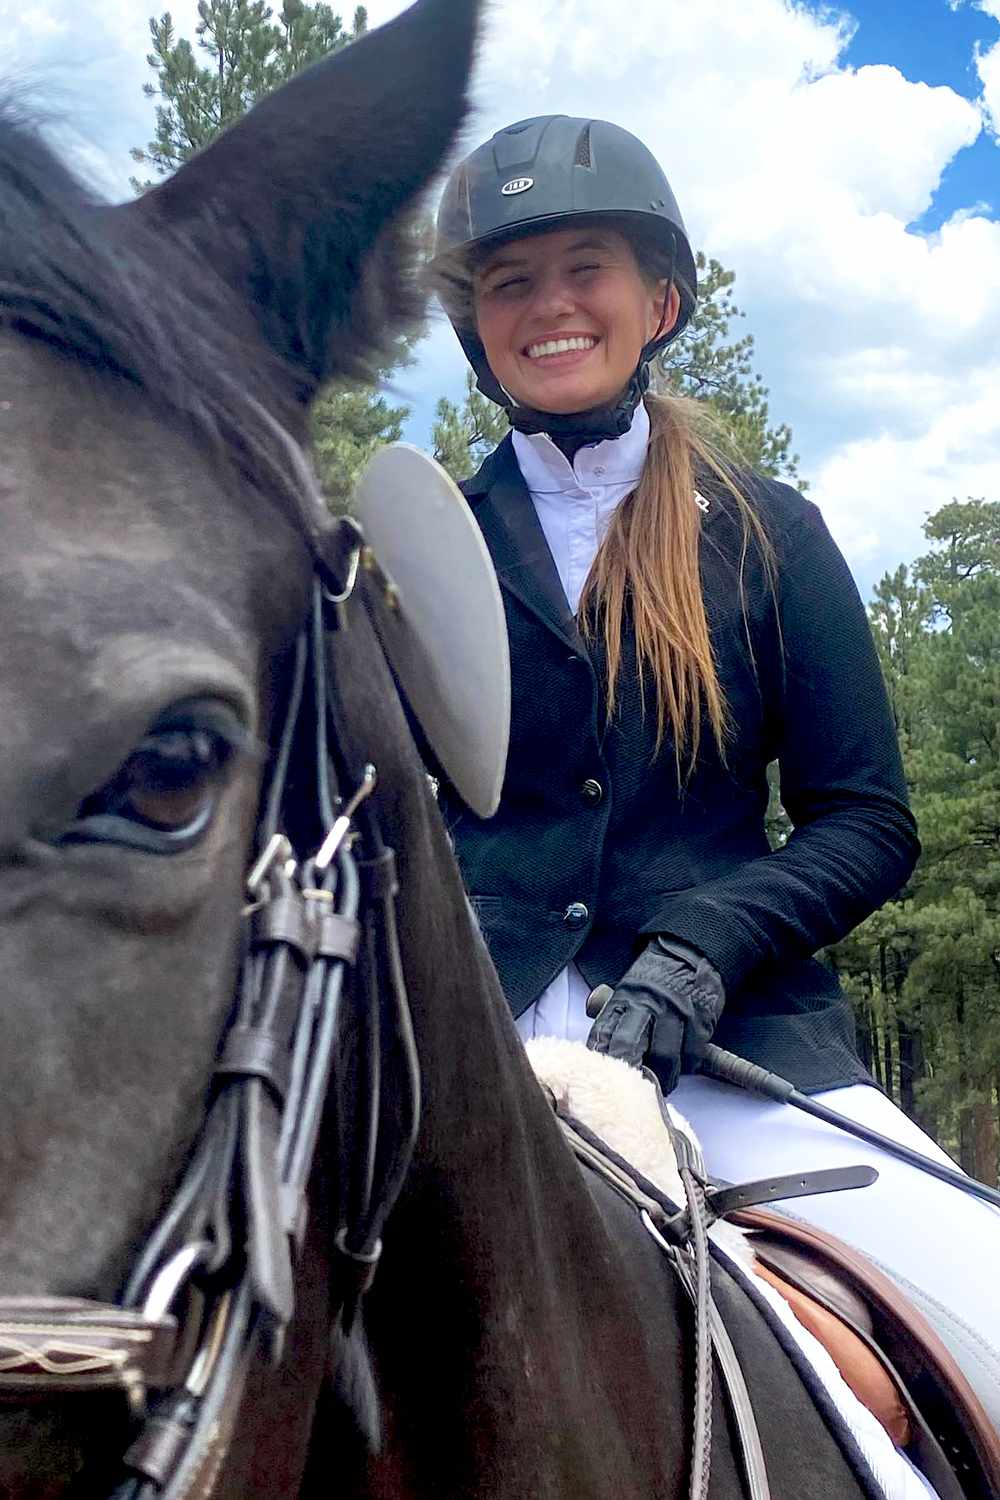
{"left": 830, "top": 499, "right": 1000, "bottom": 1177}
{"left": 313, "top": 380, "right": 408, "bottom": 511}
{"left": 431, "top": 371, "right": 509, "bottom": 484}
{"left": 131, "top": 2, "right": 368, "bottom": 180}
{"left": 654, "top": 254, "right": 802, "bottom": 485}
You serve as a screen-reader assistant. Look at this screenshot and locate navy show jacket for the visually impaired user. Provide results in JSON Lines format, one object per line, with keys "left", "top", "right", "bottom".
{"left": 444, "top": 436, "right": 920, "bottom": 1092}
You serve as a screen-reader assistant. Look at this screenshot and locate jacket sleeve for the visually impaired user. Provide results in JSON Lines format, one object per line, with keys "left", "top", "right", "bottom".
{"left": 643, "top": 496, "right": 920, "bottom": 994}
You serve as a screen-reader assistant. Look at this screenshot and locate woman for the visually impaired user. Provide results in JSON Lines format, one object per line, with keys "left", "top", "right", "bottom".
{"left": 429, "top": 114, "right": 1000, "bottom": 1422}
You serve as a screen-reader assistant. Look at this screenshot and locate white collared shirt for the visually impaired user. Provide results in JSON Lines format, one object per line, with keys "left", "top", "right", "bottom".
{"left": 510, "top": 401, "right": 650, "bottom": 613}
{"left": 510, "top": 405, "right": 651, "bottom": 1043}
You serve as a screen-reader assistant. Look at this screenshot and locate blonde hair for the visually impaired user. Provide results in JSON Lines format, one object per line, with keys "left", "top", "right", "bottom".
{"left": 579, "top": 393, "right": 774, "bottom": 778}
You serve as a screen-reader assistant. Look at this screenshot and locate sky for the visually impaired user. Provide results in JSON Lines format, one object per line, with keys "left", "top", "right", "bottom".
{"left": 5, "top": 0, "right": 1000, "bottom": 599}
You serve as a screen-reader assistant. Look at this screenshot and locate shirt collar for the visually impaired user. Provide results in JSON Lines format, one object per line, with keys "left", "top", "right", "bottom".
{"left": 511, "top": 401, "right": 650, "bottom": 496}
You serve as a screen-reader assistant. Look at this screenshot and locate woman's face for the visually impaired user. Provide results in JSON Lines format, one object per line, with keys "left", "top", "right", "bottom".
{"left": 473, "top": 225, "right": 678, "bottom": 415}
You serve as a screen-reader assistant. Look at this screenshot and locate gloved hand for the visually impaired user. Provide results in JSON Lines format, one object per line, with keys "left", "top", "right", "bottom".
{"left": 586, "top": 937, "right": 725, "bottom": 1095}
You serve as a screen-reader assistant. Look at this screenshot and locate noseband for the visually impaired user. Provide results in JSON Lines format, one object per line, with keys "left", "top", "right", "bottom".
{"left": 0, "top": 548, "right": 418, "bottom": 1499}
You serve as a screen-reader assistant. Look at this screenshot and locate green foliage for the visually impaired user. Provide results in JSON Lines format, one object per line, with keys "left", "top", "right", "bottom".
{"left": 312, "top": 379, "right": 407, "bottom": 512}
{"left": 827, "top": 498, "right": 1000, "bottom": 1180}
{"left": 431, "top": 371, "right": 509, "bottom": 484}
{"left": 131, "top": 1, "right": 367, "bottom": 181}
{"left": 653, "top": 253, "right": 803, "bottom": 486}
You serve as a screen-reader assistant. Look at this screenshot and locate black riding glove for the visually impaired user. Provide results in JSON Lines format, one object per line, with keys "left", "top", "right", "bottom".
{"left": 586, "top": 937, "right": 725, "bottom": 1096}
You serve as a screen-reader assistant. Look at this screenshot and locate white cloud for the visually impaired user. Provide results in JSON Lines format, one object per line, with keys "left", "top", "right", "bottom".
{"left": 811, "top": 369, "right": 1000, "bottom": 568}
{"left": 963, "top": 0, "right": 1000, "bottom": 140}
{"left": 7, "top": 0, "right": 1000, "bottom": 593}
{"left": 978, "top": 30, "right": 1000, "bottom": 134}
{"left": 19, "top": 6, "right": 65, "bottom": 36}
{"left": 949, "top": 1, "right": 1000, "bottom": 21}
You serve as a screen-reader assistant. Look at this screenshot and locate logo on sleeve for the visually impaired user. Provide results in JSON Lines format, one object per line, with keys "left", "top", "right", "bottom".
{"left": 501, "top": 177, "right": 534, "bottom": 196}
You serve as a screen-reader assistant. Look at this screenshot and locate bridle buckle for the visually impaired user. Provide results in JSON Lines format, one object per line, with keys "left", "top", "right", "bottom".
{"left": 244, "top": 833, "right": 297, "bottom": 915}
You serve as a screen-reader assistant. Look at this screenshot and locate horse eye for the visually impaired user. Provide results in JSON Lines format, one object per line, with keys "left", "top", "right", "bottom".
{"left": 78, "top": 728, "right": 236, "bottom": 837}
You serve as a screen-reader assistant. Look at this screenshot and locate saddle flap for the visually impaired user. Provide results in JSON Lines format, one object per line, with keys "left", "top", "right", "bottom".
{"left": 733, "top": 1208, "right": 1000, "bottom": 1500}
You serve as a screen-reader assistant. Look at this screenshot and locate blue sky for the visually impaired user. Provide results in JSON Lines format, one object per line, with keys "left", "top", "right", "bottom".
{"left": 5, "top": 0, "right": 1000, "bottom": 598}
{"left": 844, "top": 0, "right": 999, "bottom": 229}
{"left": 845, "top": 0, "right": 993, "bottom": 96}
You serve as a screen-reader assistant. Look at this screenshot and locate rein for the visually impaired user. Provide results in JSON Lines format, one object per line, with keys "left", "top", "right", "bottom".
{"left": 0, "top": 553, "right": 417, "bottom": 1500}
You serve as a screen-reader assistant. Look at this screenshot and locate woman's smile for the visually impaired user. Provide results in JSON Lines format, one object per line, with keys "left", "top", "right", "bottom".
{"left": 523, "top": 333, "right": 600, "bottom": 365}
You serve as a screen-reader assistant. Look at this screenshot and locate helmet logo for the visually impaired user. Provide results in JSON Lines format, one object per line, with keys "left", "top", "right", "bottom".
{"left": 501, "top": 177, "right": 534, "bottom": 196}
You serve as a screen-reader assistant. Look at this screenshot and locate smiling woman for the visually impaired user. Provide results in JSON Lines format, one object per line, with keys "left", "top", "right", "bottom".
{"left": 428, "top": 110, "right": 1000, "bottom": 1435}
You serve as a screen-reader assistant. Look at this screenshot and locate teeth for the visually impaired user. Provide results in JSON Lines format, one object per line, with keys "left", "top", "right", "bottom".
{"left": 526, "top": 336, "right": 597, "bottom": 359}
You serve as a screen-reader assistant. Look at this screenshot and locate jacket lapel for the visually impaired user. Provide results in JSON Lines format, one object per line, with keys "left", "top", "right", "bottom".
{"left": 460, "top": 437, "right": 731, "bottom": 655}
{"left": 463, "top": 437, "right": 586, "bottom": 652}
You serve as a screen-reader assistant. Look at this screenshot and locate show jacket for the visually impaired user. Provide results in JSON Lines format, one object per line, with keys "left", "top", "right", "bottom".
{"left": 446, "top": 437, "right": 920, "bottom": 1093}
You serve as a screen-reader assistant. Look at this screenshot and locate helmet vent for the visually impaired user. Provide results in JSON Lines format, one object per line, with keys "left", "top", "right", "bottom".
{"left": 573, "top": 125, "right": 593, "bottom": 169}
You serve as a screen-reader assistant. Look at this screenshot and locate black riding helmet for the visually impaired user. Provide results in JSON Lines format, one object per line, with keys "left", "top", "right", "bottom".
{"left": 432, "top": 114, "right": 698, "bottom": 442}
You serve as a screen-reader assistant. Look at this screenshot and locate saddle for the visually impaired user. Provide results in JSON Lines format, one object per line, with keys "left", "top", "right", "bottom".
{"left": 525, "top": 1037, "right": 1000, "bottom": 1500}
{"left": 731, "top": 1207, "right": 1000, "bottom": 1500}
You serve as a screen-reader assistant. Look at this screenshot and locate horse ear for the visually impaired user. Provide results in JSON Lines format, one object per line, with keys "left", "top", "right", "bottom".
{"left": 128, "top": 0, "right": 480, "bottom": 401}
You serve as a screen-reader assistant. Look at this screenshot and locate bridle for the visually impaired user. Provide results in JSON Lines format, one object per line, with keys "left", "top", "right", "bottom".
{"left": 0, "top": 533, "right": 417, "bottom": 1500}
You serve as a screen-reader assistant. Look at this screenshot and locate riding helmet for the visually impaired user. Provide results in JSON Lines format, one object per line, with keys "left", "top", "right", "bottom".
{"left": 431, "top": 115, "right": 698, "bottom": 439}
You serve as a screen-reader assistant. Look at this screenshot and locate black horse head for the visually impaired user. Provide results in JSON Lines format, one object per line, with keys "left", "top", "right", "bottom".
{"left": 0, "top": 4, "right": 479, "bottom": 1491}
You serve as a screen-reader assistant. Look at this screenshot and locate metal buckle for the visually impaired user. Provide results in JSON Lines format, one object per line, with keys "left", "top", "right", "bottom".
{"left": 243, "top": 833, "right": 296, "bottom": 915}
{"left": 142, "top": 1241, "right": 213, "bottom": 1324}
{"left": 313, "top": 764, "right": 377, "bottom": 873}
{"left": 319, "top": 516, "right": 365, "bottom": 608}
{"left": 322, "top": 539, "right": 362, "bottom": 606}
{"left": 185, "top": 1292, "right": 232, "bottom": 1398}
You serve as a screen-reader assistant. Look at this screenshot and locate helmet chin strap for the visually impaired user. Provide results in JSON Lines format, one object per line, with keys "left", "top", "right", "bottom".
{"left": 507, "top": 360, "right": 651, "bottom": 444}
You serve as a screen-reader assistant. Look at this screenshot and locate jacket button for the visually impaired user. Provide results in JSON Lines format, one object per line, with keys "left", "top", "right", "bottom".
{"left": 580, "top": 778, "right": 603, "bottom": 806}
{"left": 563, "top": 901, "right": 590, "bottom": 930}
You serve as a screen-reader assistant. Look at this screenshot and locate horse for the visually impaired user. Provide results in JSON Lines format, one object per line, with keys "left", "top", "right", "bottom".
{"left": 0, "top": 3, "right": 979, "bottom": 1497}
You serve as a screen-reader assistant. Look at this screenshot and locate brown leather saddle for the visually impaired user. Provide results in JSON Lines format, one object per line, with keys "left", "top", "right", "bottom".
{"left": 732, "top": 1206, "right": 1000, "bottom": 1500}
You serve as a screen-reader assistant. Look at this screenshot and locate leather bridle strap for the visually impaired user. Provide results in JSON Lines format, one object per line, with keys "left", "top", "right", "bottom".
{"left": 0, "top": 539, "right": 421, "bottom": 1500}
{"left": 114, "top": 570, "right": 416, "bottom": 1497}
